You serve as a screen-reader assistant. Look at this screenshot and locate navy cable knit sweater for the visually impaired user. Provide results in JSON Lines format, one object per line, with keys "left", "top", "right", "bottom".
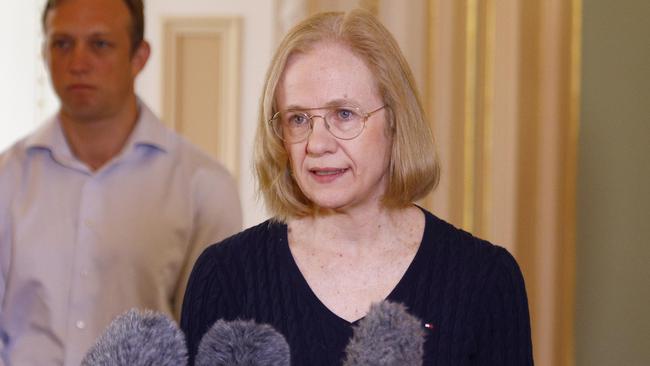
{"left": 181, "top": 209, "right": 534, "bottom": 365}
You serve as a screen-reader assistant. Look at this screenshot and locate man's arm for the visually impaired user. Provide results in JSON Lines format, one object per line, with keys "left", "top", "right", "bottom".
{"left": 172, "top": 167, "right": 242, "bottom": 320}
{"left": 0, "top": 205, "right": 7, "bottom": 315}
{"left": 0, "top": 217, "right": 7, "bottom": 366}
{"left": 0, "top": 152, "right": 13, "bottom": 365}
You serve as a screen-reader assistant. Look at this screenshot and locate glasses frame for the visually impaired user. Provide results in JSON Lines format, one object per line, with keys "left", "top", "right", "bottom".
{"left": 268, "top": 104, "right": 386, "bottom": 143}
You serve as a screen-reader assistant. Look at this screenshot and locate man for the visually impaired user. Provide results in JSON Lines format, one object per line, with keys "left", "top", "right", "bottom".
{"left": 0, "top": 0, "right": 242, "bottom": 364}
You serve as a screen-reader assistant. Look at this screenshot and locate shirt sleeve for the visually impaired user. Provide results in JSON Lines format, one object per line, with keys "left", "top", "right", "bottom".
{"left": 172, "top": 166, "right": 242, "bottom": 320}
{"left": 0, "top": 207, "right": 7, "bottom": 313}
{"left": 0, "top": 154, "right": 11, "bottom": 362}
{"left": 474, "top": 246, "right": 534, "bottom": 365}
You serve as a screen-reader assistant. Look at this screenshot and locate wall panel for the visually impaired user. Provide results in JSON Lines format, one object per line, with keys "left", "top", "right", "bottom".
{"left": 162, "top": 17, "right": 242, "bottom": 180}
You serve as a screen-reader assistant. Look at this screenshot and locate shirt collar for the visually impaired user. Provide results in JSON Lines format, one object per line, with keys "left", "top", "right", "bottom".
{"left": 121, "top": 101, "right": 172, "bottom": 153}
{"left": 24, "top": 99, "right": 173, "bottom": 160}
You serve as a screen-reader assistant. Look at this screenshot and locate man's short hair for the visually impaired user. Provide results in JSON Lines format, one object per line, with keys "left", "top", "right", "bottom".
{"left": 254, "top": 9, "right": 440, "bottom": 221}
{"left": 41, "top": 0, "right": 145, "bottom": 53}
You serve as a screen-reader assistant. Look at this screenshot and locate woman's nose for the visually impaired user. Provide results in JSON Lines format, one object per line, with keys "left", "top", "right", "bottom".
{"left": 305, "top": 116, "right": 337, "bottom": 155}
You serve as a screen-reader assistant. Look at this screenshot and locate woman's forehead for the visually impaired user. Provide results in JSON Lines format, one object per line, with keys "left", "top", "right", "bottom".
{"left": 277, "top": 43, "right": 380, "bottom": 108}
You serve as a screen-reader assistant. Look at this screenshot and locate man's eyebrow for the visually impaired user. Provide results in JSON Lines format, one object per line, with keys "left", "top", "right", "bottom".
{"left": 88, "top": 31, "right": 115, "bottom": 38}
{"left": 47, "top": 31, "right": 72, "bottom": 38}
{"left": 47, "top": 30, "right": 115, "bottom": 38}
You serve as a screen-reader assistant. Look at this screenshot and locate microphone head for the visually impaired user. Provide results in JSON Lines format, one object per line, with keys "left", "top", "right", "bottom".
{"left": 81, "top": 308, "right": 187, "bottom": 366}
{"left": 342, "top": 301, "right": 425, "bottom": 366}
{"left": 196, "top": 319, "right": 290, "bottom": 366}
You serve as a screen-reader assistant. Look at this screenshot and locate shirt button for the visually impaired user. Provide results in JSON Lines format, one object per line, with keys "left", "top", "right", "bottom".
{"left": 76, "top": 320, "right": 86, "bottom": 329}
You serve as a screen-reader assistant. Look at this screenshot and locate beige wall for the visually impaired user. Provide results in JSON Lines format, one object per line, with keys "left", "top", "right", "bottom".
{"left": 576, "top": 0, "right": 650, "bottom": 365}
{"left": 137, "top": 1, "right": 275, "bottom": 227}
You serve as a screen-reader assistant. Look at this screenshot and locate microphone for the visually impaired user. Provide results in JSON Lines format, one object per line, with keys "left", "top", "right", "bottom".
{"left": 342, "top": 301, "right": 425, "bottom": 366}
{"left": 81, "top": 308, "right": 187, "bottom": 366}
{"left": 195, "top": 319, "right": 290, "bottom": 366}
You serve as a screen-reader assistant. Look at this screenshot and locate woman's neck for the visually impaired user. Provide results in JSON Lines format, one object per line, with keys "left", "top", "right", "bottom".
{"left": 289, "top": 204, "right": 421, "bottom": 253}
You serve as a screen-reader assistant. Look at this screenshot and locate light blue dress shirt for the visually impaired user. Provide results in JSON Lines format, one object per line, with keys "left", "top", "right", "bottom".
{"left": 0, "top": 101, "right": 242, "bottom": 366}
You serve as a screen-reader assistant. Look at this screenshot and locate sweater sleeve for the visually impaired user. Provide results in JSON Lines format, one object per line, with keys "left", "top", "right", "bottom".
{"left": 474, "top": 246, "right": 534, "bottom": 365}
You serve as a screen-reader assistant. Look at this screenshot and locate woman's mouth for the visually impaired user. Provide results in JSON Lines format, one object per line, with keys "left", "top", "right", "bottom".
{"left": 309, "top": 168, "right": 348, "bottom": 181}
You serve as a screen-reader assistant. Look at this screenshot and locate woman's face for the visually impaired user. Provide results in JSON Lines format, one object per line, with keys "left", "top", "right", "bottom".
{"left": 276, "top": 41, "right": 392, "bottom": 213}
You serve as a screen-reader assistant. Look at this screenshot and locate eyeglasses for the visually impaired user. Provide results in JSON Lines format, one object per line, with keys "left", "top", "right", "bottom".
{"left": 268, "top": 105, "right": 386, "bottom": 143}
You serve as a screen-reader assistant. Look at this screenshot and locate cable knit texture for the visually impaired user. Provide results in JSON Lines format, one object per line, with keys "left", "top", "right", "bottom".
{"left": 181, "top": 209, "right": 534, "bottom": 365}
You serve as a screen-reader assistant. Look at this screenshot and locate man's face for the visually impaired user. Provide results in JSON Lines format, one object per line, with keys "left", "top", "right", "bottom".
{"left": 43, "top": 0, "right": 148, "bottom": 122}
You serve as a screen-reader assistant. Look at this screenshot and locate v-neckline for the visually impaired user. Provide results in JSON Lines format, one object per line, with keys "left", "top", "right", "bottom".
{"left": 278, "top": 207, "right": 431, "bottom": 326}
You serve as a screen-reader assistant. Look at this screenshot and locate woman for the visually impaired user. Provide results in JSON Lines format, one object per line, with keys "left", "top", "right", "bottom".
{"left": 181, "top": 9, "right": 533, "bottom": 365}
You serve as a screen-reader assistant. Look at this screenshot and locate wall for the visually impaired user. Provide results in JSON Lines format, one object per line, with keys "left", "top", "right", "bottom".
{"left": 576, "top": 0, "right": 650, "bottom": 365}
{"left": 137, "top": 0, "right": 274, "bottom": 227}
{"left": 0, "top": 0, "right": 57, "bottom": 151}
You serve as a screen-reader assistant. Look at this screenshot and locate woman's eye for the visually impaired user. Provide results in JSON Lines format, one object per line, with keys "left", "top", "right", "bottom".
{"left": 336, "top": 109, "right": 356, "bottom": 121}
{"left": 288, "top": 114, "right": 309, "bottom": 126}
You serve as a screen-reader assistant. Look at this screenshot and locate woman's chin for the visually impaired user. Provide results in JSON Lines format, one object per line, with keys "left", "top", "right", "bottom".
{"left": 308, "top": 195, "right": 379, "bottom": 215}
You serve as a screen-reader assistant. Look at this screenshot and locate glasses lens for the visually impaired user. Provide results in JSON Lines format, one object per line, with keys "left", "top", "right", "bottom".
{"left": 271, "top": 106, "right": 369, "bottom": 142}
{"left": 325, "top": 107, "right": 364, "bottom": 140}
{"left": 273, "top": 111, "right": 311, "bottom": 142}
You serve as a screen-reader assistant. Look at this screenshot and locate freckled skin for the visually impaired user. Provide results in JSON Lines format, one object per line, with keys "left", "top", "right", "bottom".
{"left": 279, "top": 41, "right": 426, "bottom": 323}
{"left": 276, "top": 41, "right": 391, "bottom": 213}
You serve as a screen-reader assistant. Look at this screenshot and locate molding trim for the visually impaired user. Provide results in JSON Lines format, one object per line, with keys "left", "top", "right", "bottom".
{"left": 162, "top": 17, "right": 242, "bottom": 180}
{"left": 462, "top": 0, "right": 478, "bottom": 232}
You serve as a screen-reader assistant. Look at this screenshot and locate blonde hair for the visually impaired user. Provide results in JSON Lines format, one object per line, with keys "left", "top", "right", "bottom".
{"left": 255, "top": 9, "right": 440, "bottom": 221}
